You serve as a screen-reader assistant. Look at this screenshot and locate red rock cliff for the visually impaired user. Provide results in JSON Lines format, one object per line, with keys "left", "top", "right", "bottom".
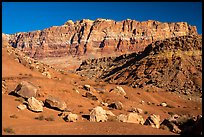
{"left": 7, "top": 18, "right": 198, "bottom": 59}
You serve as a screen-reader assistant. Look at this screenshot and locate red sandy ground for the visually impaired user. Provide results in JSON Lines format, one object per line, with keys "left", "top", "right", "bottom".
{"left": 2, "top": 47, "right": 201, "bottom": 135}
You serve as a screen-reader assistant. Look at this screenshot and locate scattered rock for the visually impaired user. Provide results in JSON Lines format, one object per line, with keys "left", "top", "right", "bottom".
{"left": 42, "top": 71, "right": 51, "bottom": 79}
{"left": 27, "top": 97, "right": 43, "bottom": 112}
{"left": 108, "top": 101, "right": 123, "bottom": 110}
{"left": 101, "top": 102, "right": 108, "bottom": 107}
{"left": 110, "top": 86, "right": 126, "bottom": 96}
{"left": 127, "top": 113, "right": 145, "bottom": 125}
{"left": 64, "top": 113, "right": 78, "bottom": 122}
{"left": 17, "top": 104, "right": 27, "bottom": 110}
{"left": 14, "top": 81, "right": 38, "bottom": 99}
{"left": 90, "top": 106, "right": 108, "bottom": 122}
{"left": 45, "top": 96, "right": 67, "bottom": 111}
{"left": 160, "top": 102, "right": 168, "bottom": 107}
{"left": 144, "top": 114, "right": 160, "bottom": 128}
{"left": 160, "top": 119, "right": 181, "bottom": 134}
{"left": 83, "top": 92, "right": 98, "bottom": 100}
{"left": 75, "top": 90, "right": 80, "bottom": 94}
{"left": 140, "top": 100, "right": 145, "bottom": 105}
{"left": 128, "top": 107, "right": 143, "bottom": 113}
{"left": 106, "top": 110, "right": 115, "bottom": 117}
{"left": 84, "top": 85, "right": 91, "bottom": 91}
{"left": 181, "top": 115, "right": 202, "bottom": 135}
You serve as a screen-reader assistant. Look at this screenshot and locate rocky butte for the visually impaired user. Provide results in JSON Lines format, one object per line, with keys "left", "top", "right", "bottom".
{"left": 5, "top": 18, "right": 197, "bottom": 60}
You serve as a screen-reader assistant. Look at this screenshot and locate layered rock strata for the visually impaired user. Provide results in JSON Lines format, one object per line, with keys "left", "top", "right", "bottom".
{"left": 6, "top": 18, "right": 197, "bottom": 59}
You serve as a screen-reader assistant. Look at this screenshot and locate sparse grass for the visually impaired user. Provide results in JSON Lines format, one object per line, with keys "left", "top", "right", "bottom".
{"left": 107, "top": 116, "right": 117, "bottom": 122}
{"left": 3, "top": 127, "right": 15, "bottom": 134}
{"left": 146, "top": 89, "right": 150, "bottom": 92}
{"left": 166, "top": 104, "right": 175, "bottom": 108}
{"left": 14, "top": 97, "right": 25, "bottom": 103}
{"left": 10, "top": 114, "right": 18, "bottom": 119}
{"left": 34, "top": 115, "right": 55, "bottom": 121}
{"left": 168, "top": 112, "right": 174, "bottom": 115}
{"left": 45, "top": 115, "right": 55, "bottom": 121}
{"left": 144, "top": 111, "right": 148, "bottom": 114}
{"left": 34, "top": 115, "right": 45, "bottom": 120}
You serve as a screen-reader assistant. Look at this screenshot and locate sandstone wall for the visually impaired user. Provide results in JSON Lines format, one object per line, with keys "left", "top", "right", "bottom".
{"left": 7, "top": 19, "right": 198, "bottom": 59}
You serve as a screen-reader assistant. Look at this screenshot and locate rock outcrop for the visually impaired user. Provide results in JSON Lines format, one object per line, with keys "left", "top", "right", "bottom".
{"left": 76, "top": 35, "right": 202, "bottom": 96}
{"left": 6, "top": 19, "right": 197, "bottom": 59}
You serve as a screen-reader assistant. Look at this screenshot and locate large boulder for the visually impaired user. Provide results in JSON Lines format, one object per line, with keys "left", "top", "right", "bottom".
{"left": 117, "top": 114, "right": 128, "bottom": 122}
{"left": 45, "top": 96, "right": 67, "bottom": 111}
{"left": 110, "top": 86, "right": 126, "bottom": 96}
{"left": 90, "top": 106, "right": 108, "bottom": 122}
{"left": 14, "top": 81, "right": 38, "bottom": 98}
{"left": 160, "top": 119, "right": 181, "bottom": 134}
{"left": 27, "top": 97, "right": 43, "bottom": 112}
{"left": 127, "top": 113, "right": 145, "bottom": 125}
{"left": 160, "top": 114, "right": 198, "bottom": 134}
{"left": 17, "top": 104, "right": 27, "bottom": 110}
{"left": 108, "top": 101, "right": 123, "bottom": 110}
{"left": 181, "top": 115, "right": 202, "bottom": 135}
{"left": 144, "top": 114, "right": 160, "bottom": 128}
{"left": 63, "top": 113, "right": 78, "bottom": 122}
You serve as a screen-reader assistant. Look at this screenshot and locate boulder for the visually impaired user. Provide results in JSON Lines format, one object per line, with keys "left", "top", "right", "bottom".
{"left": 127, "top": 113, "right": 145, "bottom": 125}
{"left": 108, "top": 101, "right": 123, "bottom": 110}
{"left": 84, "top": 85, "right": 91, "bottom": 91}
{"left": 83, "top": 92, "right": 98, "bottom": 100}
{"left": 160, "top": 119, "right": 181, "bottom": 134}
{"left": 42, "top": 71, "right": 51, "bottom": 79}
{"left": 64, "top": 113, "right": 78, "bottom": 122}
{"left": 128, "top": 107, "right": 143, "bottom": 113}
{"left": 106, "top": 110, "right": 115, "bottom": 117}
{"left": 27, "top": 97, "right": 43, "bottom": 112}
{"left": 90, "top": 106, "right": 108, "bottom": 122}
{"left": 117, "top": 114, "right": 128, "bottom": 122}
{"left": 110, "top": 86, "right": 126, "bottom": 96}
{"left": 181, "top": 115, "right": 202, "bottom": 135}
{"left": 45, "top": 96, "right": 67, "bottom": 111}
{"left": 160, "top": 102, "right": 167, "bottom": 107}
{"left": 144, "top": 114, "right": 160, "bottom": 128}
{"left": 17, "top": 104, "right": 27, "bottom": 110}
{"left": 160, "top": 114, "right": 197, "bottom": 134}
{"left": 14, "top": 81, "right": 38, "bottom": 98}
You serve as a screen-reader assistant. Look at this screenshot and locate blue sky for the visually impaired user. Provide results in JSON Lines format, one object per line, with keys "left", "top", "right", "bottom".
{"left": 2, "top": 2, "right": 202, "bottom": 34}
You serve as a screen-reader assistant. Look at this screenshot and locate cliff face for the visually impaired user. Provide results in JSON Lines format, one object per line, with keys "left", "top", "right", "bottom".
{"left": 7, "top": 18, "right": 197, "bottom": 59}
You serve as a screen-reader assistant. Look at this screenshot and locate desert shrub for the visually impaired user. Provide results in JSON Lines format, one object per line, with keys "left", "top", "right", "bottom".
{"left": 166, "top": 104, "right": 175, "bottom": 108}
{"left": 144, "top": 111, "right": 148, "bottom": 114}
{"left": 168, "top": 112, "right": 174, "bottom": 115}
{"left": 10, "top": 114, "right": 18, "bottom": 119}
{"left": 45, "top": 115, "right": 55, "bottom": 121}
{"left": 107, "top": 116, "right": 117, "bottom": 122}
{"left": 78, "top": 105, "right": 83, "bottom": 107}
{"left": 3, "top": 127, "right": 15, "bottom": 134}
{"left": 14, "top": 97, "right": 25, "bottom": 103}
{"left": 34, "top": 115, "right": 45, "bottom": 120}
